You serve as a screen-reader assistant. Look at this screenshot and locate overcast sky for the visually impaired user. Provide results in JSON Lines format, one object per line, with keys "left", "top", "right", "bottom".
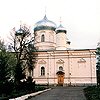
{"left": 0, "top": 0, "right": 100, "bottom": 49}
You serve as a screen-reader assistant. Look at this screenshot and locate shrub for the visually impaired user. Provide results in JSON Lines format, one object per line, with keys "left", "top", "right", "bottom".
{"left": 84, "top": 86, "right": 100, "bottom": 100}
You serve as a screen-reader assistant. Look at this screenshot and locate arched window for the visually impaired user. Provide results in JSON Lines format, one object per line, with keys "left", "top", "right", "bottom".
{"left": 41, "top": 66, "right": 45, "bottom": 76}
{"left": 41, "top": 34, "right": 45, "bottom": 42}
{"left": 59, "top": 66, "right": 63, "bottom": 71}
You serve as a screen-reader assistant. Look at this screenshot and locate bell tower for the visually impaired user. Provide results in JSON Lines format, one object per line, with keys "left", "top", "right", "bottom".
{"left": 56, "top": 24, "right": 70, "bottom": 50}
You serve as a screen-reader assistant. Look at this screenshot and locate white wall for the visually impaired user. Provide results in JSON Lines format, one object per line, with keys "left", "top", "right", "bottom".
{"left": 32, "top": 50, "right": 97, "bottom": 85}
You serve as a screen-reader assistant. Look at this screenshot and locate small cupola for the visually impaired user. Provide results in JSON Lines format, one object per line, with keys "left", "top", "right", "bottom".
{"left": 15, "top": 26, "right": 24, "bottom": 36}
{"left": 15, "top": 25, "right": 30, "bottom": 36}
{"left": 56, "top": 24, "right": 67, "bottom": 34}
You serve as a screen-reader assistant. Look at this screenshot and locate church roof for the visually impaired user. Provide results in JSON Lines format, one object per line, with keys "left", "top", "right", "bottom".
{"left": 15, "top": 27, "right": 24, "bottom": 36}
{"left": 56, "top": 24, "right": 67, "bottom": 34}
{"left": 57, "top": 24, "right": 66, "bottom": 30}
{"left": 34, "top": 15, "right": 57, "bottom": 32}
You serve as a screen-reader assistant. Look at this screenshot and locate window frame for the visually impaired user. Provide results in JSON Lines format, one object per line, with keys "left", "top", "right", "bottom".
{"left": 41, "top": 34, "right": 45, "bottom": 42}
{"left": 59, "top": 66, "right": 63, "bottom": 71}
{"left": 41, "top": 66, "right": 45, "bottom": 76}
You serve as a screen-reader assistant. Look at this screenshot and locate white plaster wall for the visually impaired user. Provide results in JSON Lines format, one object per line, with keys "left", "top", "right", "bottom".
{"left": 34, "top": 30, "right": 56, "bottom": 50}
{"left": 69, "top": 58, "right": 91, "bottom": 84}
{"left": 47, "top": 53, "right": 58, "bottom": 84}
{"left": 70, "top": 58, "right": 91, "bottom": 77}
{"left": 32, "top": 50, "right": 97, "bottom": 85}
{"left": 56, "top": 32, "right": 67, "bottom": 50}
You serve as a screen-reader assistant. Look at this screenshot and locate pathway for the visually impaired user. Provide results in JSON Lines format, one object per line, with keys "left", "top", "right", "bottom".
{"left": 28, "top": 87, "right": 86, "bottom": 100}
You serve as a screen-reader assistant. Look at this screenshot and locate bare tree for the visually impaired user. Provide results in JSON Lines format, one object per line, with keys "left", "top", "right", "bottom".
{"left": 9, "top": 24, "right": 37, "bottom": 84}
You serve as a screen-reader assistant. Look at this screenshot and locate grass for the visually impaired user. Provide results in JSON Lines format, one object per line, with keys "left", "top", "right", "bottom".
{"left": 0, "top": 85, "right": 48, "bottom": 100}
{"left": 84, "top": 86, "right": 100, "bottom": 100}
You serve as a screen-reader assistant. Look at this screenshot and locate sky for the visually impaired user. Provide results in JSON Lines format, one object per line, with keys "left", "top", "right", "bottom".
{"left": 0, "top": 0, "right": 100, "bottom": 49}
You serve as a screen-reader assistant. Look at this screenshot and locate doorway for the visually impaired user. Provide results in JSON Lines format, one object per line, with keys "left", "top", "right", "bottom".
{"left": 56, "top": 71, "right": 64, "bottom": 86}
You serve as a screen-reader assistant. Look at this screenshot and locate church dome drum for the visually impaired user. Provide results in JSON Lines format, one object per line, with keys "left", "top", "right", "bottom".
{"left": 34, "top": 15, "right": 57, "bottom": 32}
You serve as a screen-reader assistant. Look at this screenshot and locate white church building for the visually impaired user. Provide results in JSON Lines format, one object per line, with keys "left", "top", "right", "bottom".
{"left": 26, "top": 15, "right": 97, "bottom": 86}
